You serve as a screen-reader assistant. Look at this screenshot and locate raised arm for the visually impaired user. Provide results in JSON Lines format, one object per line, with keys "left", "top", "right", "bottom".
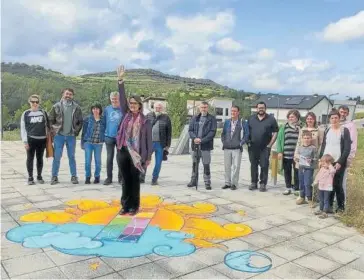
{"left": 117, "top": 65, "right": 128, "bottom": 115}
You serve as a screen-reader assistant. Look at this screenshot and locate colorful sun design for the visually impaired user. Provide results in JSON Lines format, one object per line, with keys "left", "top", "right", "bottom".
{"left": 7, "top": 195, "right": 271, "bottom": 268}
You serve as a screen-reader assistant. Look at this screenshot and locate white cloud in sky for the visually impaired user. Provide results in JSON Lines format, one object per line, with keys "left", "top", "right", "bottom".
{"left": 215, "top": 38, "right": 244, "bottom": 52}
{"left": 256, "top": 48, "right": 275, "bottom": 60}
{"left": 321, "top": 10, "right": 364, "bottom": 42}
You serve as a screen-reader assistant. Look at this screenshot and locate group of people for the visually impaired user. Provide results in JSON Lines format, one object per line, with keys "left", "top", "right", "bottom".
{"left": 21, "top": 65, "right": 357, "bottom": 217}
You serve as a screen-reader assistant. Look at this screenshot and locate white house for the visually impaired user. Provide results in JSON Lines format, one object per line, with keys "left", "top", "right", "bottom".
{"left": 141, "top": 96, "right": 167, "bottom": 115}
{"left": 333, "top": 100, "right": 357, "bottom": 121}
{"left": 207, "top": 97, "right": 234, "bottom": 123}
{"left": 356, "top": 104, "right": 364, "bottom": 114}
{"left": 250, "top": 94, "right": 333, "bottom": 124}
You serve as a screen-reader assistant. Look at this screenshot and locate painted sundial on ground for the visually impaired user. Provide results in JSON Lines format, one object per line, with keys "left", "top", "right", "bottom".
{"left": 6, "top": 195, "right": 272, "bottom": 274}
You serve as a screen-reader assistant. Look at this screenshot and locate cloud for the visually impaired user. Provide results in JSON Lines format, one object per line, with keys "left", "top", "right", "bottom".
{"left": 212, "top": 38, "right": 244, "bottom": 53}
{"left": 24, "top": 232, "right": 103, "bottom": 249}
{"left": 256, "top": 48, "right": 275, "bottom": 60}
{"left": 320, "top": 10, "right": 364, "bottom": 42}
{"left": 279, "top": 59, "right": 332, "bottom": 72}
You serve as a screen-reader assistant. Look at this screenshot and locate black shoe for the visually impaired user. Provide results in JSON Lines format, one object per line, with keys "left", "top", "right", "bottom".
{"left": 249, "top": 183, "right": 258, "bottom": 190}
{"left": 205, "top": 184, "right": 212, "bottom": 190}
{"left": 259, "top": 184, "right": 267, "bottom": 192}
{"left": 140, "top": 178, "right": 145, "bottom": 184}
{"left": 28, "top": 177, "right": 35, "bottom": 185}
{"left": 71, "top": 176, "right": 79, "bottom": 184}
{"left": 151, "top": 179, "right": 158, "bottom": 186}
{"left": 37, "top": 176, "right": 45, "bottom": 184}
{"left": 222, "top": 185, "right": 231, "bottom": 189}
{"left": 103, "top": 178, "right": 112, "bottom": 185}
{"left": 51, "top": 176, "right": 59, "bottom": 185}
{"left": 119, "top": 208, "right": 128, "bottom": 215}
{"left": 85, "top": 177, "right": 91, "bottom": 184}
{"left": 129, "top": 208, "right": 138, "bottom": 216}
{"left": 187, "top": 181, "right": 196, "bottom": 188}
{"left": 94, "top": 177, "right": 100, "bottom": 184}
{"left": 231, "top": 185, "right": 237, "bottom": 190}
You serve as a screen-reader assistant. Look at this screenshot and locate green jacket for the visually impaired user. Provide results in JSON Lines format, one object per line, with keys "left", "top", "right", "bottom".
{"left": 276, "top": 125, "right": 285, "bottom": 154}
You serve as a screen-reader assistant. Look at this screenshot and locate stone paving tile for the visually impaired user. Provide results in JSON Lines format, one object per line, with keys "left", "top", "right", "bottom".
{"left": 178, "top": 267, "right": 229, "bottom": 279}
{"left": 242, "top": 232, "right": 278, "bottom": 249}
{"left": 101, "top": 256, "right": 152, "bottom": 271}
{"left": 1, "top": 192, "right": 23, "bottom": 199}
{"left": 45, "top": 250, "right": 94, "bottom": 266}
{"left": 221, "top": 238, "right": 259, "bottom": 251}
{"left": 304, "top": 231, "right": 346, "bottom": 245}
{"left": 243, "top": 218, "right": 274, "bottom": 232}
{"left": 59, "top": 258, "right": 114, "bottom": 279}
{"left": 327, "top": 266, "right": 364, "bottom": 279}
{"left": 155, "top": 256, "right": 208, "bottom": 278}
{"left": 119, "top": 262, "right": 172, "bottom": 279}
{"left": 15, "top": 267, "right": 68, "bottom": 279}
{"left": 278, "top": 221, "right": 316, "bottom": 235}
{"left": 347, "top": 256, "right": 364, "bottom": 273}
{"left": 270, "top": 262, "right": 322, "bottom": 279}
{"left": 260, "top": 227, "right": 297, "bottom": 243}
{"left": 265, "top": 242, "right": 310, "bottom": 261}
{"left": 1, "top": 221, "right": 18, "bottom": 234}
{"left": 258, "top": 215, "right": 292, "bottom": 227}
{"left": 206, "top": 197, "right": 233, "bottom": 205}
{"left": 1, "top": 197, "right": 30, "bottom": 207}
{"left": 296, "top": 217, "right": 339, "bottom": 230}
{"left": 293, "top": 253, "right": 342, "bottom": 275}
{"left": 286, "top": 236, "right": 328, "bottom": 253}
{"left": 221, "top": 212, "right": 254, "bottom": 223}
{"left": 1, "top": 213, "right": 15, "bottom": 222}
{"left": 1, "top": 265, "right": 9, "bottom": 279}
{"left": 315, "top": 246, "right": 360, "bottom": 265}
{"left": 2, "top": 244, "right": 43, "bottom": 260}
{"left": 331, "top": 238, "right": 364, "bottom": 256}
{"left": 26, "top": 195, "right": 56, "bottom": 203}
{"left": 190, "top": 248, "right": 227, "bottom": 266}
{"left": 2, "top": 252, "right": 55, "bottom": 277}
{"left": 95, "top": 272, "right": 125, "bottom": 279}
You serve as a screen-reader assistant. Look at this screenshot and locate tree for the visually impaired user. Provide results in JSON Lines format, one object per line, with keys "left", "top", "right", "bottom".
{"left": 41, "top": 100, "right": 53, "bottom": 113}
{"left": 1, "top": 105, "right": 11, "bottom": 126}
{"left": 13, "top": 104, "right": 29, "bottom": 123}
{"left": 167, "top": 91, "right": 188, "bottom": 138}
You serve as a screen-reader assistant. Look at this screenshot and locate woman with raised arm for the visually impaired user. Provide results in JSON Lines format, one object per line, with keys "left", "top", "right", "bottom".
{"left": 115, "top": 65, "right": 153, "bottom": 216}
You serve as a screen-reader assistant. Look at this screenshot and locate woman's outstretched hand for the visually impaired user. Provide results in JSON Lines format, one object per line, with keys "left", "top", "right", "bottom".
{"left": 117, "top": 65, "right": 125, "bottom": 80}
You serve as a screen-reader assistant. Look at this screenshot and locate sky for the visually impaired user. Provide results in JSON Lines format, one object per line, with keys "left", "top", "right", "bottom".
{"left": 1, "top": 0, "right": 364, "bottom": 98}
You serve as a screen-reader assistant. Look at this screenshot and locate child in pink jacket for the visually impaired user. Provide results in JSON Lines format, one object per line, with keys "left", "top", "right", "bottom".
{"left": 313, "top": 154, "right": 336, "bottom": 219}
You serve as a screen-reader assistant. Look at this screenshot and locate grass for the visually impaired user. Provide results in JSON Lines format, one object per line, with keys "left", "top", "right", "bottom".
{"left": 340, "top": 128, "right": 364, "bottom": 232}
{"left": 2, "top": 129, "right": 21, "bottom": 141}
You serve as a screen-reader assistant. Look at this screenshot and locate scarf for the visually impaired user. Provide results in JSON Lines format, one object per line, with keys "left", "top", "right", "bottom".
{"left": 121, "top": 112, "right": 144, "bottom": 173}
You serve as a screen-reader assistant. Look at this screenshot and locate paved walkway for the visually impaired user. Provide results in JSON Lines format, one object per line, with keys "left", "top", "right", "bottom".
{"left": 1, "top": 140, "right": 364, "bottom": 279}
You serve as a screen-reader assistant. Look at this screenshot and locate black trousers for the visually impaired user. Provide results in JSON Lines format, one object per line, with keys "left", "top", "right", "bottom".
{"left": 105, "top": 137, "right": 122, "bottom": 181}
{"left": 248, "top": 146, "right": 270, "bottom": 185}
{"left": 117, "top": 147, "right": 141, "bottom": 210}
{"left": 282, "top": 158, "right": 299, "bottom": 190}
{"left": 329, "top": 166, "right": 346, "bottom": 211}
{"left": 26, "top": 137, "right": 46, "bottom": 178}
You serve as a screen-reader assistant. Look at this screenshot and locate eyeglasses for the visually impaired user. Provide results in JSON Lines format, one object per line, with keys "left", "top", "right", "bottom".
{"left": 30, "top": 101, "right": 39, "bottom": 104}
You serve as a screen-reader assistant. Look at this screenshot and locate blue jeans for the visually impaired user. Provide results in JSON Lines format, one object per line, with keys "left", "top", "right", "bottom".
{"left": 319, "top": 190, "right": 331, "bottom": 212}
{"left": 84, "top": 143, "right": 103, "bottom": 178}
{"left": 52, "top": 135, "right": 77, "bottom": 177}
{"left": 152, "top": 142, "right": 163, "bottom": 180}
{"left": 299, "top": 167, "right": 314, "bottom": 199}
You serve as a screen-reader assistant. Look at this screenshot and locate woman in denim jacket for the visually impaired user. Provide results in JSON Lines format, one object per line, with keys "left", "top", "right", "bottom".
{"left": 81, "top": 104, "right": 106, "bottom": 184}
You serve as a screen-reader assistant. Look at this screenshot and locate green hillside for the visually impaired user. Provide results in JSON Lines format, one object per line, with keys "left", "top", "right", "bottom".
{"left": 1, "top": 62, "right": 253, "bottom": 125}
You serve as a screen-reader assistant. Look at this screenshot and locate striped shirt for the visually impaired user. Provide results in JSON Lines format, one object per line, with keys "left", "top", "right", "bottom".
{"left": 283, "top": 123, "right": 300, "bottom": 159}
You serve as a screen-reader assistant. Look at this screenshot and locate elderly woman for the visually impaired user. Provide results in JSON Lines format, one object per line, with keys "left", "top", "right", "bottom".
{"left": 319, "top": 109, "right": 351, "bottom": 213}
{"left": 20, "top": 95, "right": 50, "bottom": 185}
{"left": 276, "top": 109, "right": 302, "bottom": 195}
{"left": 116, "top": 65, "right": 153, "bottom": 216}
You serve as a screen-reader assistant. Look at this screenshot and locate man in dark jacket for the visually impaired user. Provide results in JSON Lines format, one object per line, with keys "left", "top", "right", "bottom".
{"left": 188, "top": 101, "right": 217, "bottom": 190}
{"left": 48, "top": 88, "right": 83, "bottom": 185}
{"left": 144, "top": 102, "right": 172, "bottom": 185}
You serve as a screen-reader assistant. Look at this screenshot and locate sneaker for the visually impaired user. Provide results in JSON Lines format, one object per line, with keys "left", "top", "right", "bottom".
{"left": 327, "top": 208, "right": 334, "bottom": 214}
{"left": 119, "top": 208, "right": 128, "bottom": 215}
{"left": 51, "top": 176, "right": 59, "bottom": 185}
{"left": 103, "top": 178, "right": 112, "bottom": 185}
{"left": 85, "top": 177, "right": 91, "bottom": 184}
{"left": 140, "top": 178, "right": 145, "bottom": 184}
{"left": 151, "top": 179, "right": 158, "bottom": 186}
{"left": 37, "top": 176, "right": 45, "bottom": 184}
{"left": 71, "top": 176, "right": 79, "bottom": 184}
{"left": 319, "top": 212, "right": 328, "bottom": 219}
{"left": 94, "top": 177, "right": 100, "bottom": 184}
{"left": 28, "top": 177, "right": 35, "bottom": 185}
{"left": 222, "top": 185, "right": 231, "bottom": 189}
{"left": 296, "top": 197, "right": 307, "bottom": 205}
{"left": 187, "top": 181, "right": 196, "bottom": 188}
{"left": 294, "top": 190, "right": 300, "bottom": 196}
{"left": 283, "top": 189, "right": 291, "bottom": 195}
{"left": 308, "top": 201, "right": 317, "bottom": 208}
{"left": 231, "top": 185, "right": 237, "bottom": 190}
{"left": 249, "top": 183, "right": 258, "bottom": 191}
{"left": 259, "top": 184, "right": 267, "bottom": 192}
{"left": 129, "top": 209, "right": 138, "bottom": 216}
{"left": 314, "top": 210, "right": 323, "bottom": 215}
{"left": 205, "top": 184, "right": 212, "bottom": 190}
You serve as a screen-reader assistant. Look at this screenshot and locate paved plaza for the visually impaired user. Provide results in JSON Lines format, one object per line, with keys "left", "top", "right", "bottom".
{"left": 1, "top": 140, "right": 364, "bottom": 279}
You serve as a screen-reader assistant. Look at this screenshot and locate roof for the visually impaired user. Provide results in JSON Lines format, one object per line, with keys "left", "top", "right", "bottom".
{"left": 250, "top": 94, "right": 330, "bottom": 110}
{"left": 142, "top": 96, "right": 167, "bottom": 102}
{"left": 333, "top": 100, "right": 358, "bottom": 106}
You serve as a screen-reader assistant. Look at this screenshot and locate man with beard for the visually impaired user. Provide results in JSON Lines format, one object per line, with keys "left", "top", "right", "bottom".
{"left": 188, "top": 101, "right": 217, "bottom": 190}
{"left": 49, "top": 88, "right": 83, "bottom": 185}
{"left": 247, "top": 101, "right": 279, "bottom": 192}
{"left": 338, "top": 105, "right": 357, "bottom": 200}
{"left": 144, "top": 102, "right": 172, "bottom": 185}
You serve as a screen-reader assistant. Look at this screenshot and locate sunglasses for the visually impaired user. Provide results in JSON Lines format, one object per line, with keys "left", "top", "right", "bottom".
{"left": 30, "top": 101, "right": 39, "bottom": 104}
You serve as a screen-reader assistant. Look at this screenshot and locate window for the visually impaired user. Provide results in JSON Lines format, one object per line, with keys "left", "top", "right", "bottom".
{"left": 215, "top": 107, "right": 223, "bottom": 116}
{"left": 225, "top": 108, "right": 229, "bottom": 116}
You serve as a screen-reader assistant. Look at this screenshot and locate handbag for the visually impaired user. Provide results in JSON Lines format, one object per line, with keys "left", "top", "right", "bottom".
{"left": 46, "top": 133, "right": 54, "bottom": 158}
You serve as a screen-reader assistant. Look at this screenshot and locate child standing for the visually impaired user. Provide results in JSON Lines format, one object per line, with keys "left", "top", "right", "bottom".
{"left": 313, "top": 154, "right": 336, "bottom": 219}
{"left": 295, "top": 131, "right": 317, "bottom": 205}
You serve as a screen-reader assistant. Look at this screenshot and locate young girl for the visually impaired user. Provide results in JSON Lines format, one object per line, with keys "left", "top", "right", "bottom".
{"left": 313, "top": 154, "right": 336, "bottom": 219}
